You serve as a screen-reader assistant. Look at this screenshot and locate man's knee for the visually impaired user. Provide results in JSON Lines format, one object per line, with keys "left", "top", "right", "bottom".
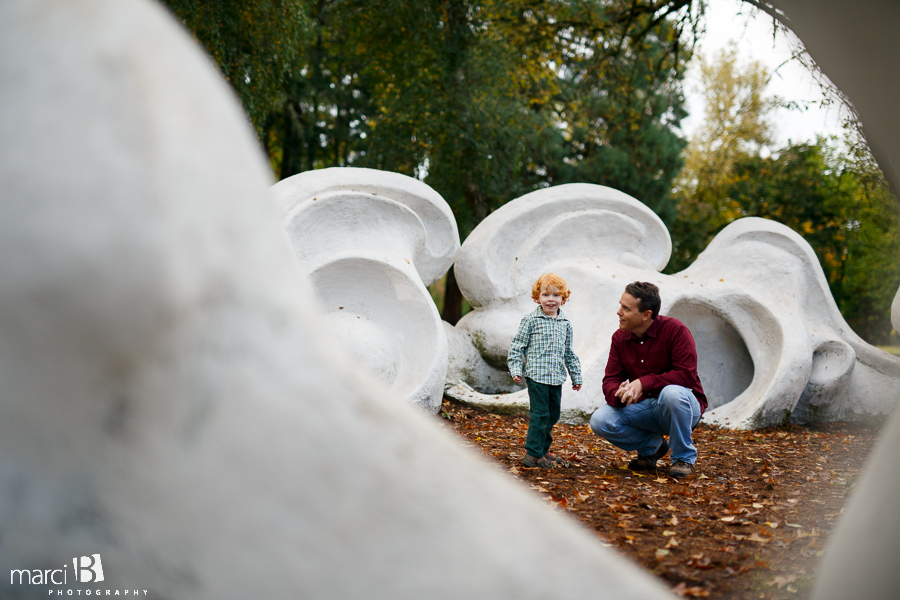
{"left": 658, "top": 385, "right": 697, "bottom": 419}
{"left": 658, "top": 385, "right": 692, "bottom": 406}
{"left": 589, "top": 406, "right": 617, "bottom": 438}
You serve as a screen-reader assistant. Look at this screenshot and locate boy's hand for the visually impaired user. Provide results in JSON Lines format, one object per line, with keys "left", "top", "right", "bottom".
{"left": 512, "top": 375, "right": 522, "bottom": 383}
{"left": 572, "top": 384, "right": 582, "bottom": 391}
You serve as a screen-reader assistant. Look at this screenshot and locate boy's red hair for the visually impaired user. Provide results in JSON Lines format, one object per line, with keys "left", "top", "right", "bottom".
{"left": 531, "top": 273, "right": 571, "bottom": 302}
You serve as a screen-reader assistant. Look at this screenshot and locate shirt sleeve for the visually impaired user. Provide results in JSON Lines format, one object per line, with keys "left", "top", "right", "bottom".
{"left": 507, "top": 316, "right": 531, "bottom": 378}
{"left": 639, "top": 323, "right": 699, "bottom": 396}
{"left": 564, "top": 322, "right": 582, "bottom": 385}
{"left": 602, "top": 331, "right": 628, "bottom": 407}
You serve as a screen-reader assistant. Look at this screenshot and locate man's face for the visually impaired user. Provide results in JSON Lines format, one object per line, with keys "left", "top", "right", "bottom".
{"left": 617, "top": 292, "right": 650, "bottom": 332}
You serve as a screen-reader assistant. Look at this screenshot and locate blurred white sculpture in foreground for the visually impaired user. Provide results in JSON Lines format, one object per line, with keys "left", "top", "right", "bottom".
{"left": 448, "top": 185, "right": 900, "bottom": 429}
{"left": 893, "top": 286, "right": 900, "bottom": 336}
{"left": 763, "top": 2, "right": 900, "bottom": 600}
{"left": 272, "top": 168, "right": 458, "bottom": 411}
{"left": 0, "top": 0, "right": 674, "bottom": 598}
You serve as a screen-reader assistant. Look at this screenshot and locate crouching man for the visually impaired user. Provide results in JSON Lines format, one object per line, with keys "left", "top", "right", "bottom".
{"left": 589, "top": 282, "right": 707, "bottom": 477}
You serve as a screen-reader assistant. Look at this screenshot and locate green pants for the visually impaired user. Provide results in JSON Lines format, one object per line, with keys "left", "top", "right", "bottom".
{"left": 524, "top": 378, "right": 562, "bottom": 458}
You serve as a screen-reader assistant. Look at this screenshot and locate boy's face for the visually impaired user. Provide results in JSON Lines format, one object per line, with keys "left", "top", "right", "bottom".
{"left": 536, "top": 284, "right": 564, "bottom": 316}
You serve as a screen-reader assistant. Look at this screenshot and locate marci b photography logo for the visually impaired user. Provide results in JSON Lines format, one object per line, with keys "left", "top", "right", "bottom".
{"left": 10, "top": 554, "right": 148, "bottom": 596}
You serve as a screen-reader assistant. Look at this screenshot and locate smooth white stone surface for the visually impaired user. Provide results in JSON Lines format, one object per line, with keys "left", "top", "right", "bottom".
{"left": 893, "top": 286, "right": 900, "bottom": 338}
{"left": 0, "top": 1, "right": 675, "bottom": 599}
{"left": 272, "top": 167, "right": 458, "bottom": 411}
{"left": 449, "top": 186, "right": 900, "bottom": 429}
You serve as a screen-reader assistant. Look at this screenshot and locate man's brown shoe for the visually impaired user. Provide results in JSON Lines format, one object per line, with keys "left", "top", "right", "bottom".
{"left": 627, "top": 440, "right": 669, "bottom": 471}
{"left": 669, "top": 461, "right": 695, "bottom": 478}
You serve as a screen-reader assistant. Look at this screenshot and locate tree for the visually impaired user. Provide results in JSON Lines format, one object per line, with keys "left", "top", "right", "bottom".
{"left": 667, "top": 45, "right": 780, "bottom": 271}
{"left": 532, "top": 1, "right": 694, "bottom": 222}
{"left": 159, "top": 1, "right": 310, "bottom": 140}
{"left": 164, "top": 0, "right": 703, "bottom": 323}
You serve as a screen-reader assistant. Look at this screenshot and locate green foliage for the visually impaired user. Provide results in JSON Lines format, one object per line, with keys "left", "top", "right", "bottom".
{"left": 162, "top": 0, "right": 699, "bottom": 238}
{"left": 159, "top": 0, "right": 310, "bottom": 138}
{"left": 669, "top": 48, "right": 900, "bottom": 344}
{"left": 261, "top": 0, "right": 698, "bottom": 238}
{"left": 538, "top": 2, "right": 692, "bottom": 222}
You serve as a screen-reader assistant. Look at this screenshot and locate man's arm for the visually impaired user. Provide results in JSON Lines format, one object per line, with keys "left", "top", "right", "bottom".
{"left": 507, "top": 316, "right": 531, "bottom": 382}
{"left": 639, "top": 323, "right": 698, "bottom": 396}
{"left": 601, "top": 333, "right": 628, "bottom": 407}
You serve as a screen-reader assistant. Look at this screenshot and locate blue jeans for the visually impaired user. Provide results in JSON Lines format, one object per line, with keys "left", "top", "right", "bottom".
{"left": 589, "top": 385, "right": 702, "bottom": 464}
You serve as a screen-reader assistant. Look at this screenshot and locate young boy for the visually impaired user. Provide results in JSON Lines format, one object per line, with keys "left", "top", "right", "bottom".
{"left": 507, "top": 273, "right": 582, "bottom": 468}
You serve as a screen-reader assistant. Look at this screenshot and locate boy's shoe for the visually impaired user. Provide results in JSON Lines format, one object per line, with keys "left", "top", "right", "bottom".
{"left": 669, "top": 461, "right": 695, "bottom": 478}
{"left": 544, "top": 452, "right": 570, "bottom": 467}
{"left": 522, "top": 454, "right": 556, "bottom": 469}
{"left": 627, "top": 440, "right": 669, "bottom": 471}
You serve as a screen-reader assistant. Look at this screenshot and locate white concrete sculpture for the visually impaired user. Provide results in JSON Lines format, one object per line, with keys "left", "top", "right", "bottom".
{"left": 448, "top": 185, "right": 900, "bottom": 429}
{"left": 893, "top": 286, "right": 900, "bottom": 338}
{"left": 271, "top": 168, "right": 458, "bottom": 411}
{"left": 0, "top": 1, "right": 676, "bottom": 598}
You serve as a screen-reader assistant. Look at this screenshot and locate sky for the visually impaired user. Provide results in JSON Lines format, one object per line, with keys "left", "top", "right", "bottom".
{"left": 680, "top": 0, "right": 848, "bottom": 147}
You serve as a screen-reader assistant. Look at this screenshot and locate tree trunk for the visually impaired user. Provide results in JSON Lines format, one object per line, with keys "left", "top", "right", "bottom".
{"left": 442, "top": 266, "right": 464, "bottom": 325}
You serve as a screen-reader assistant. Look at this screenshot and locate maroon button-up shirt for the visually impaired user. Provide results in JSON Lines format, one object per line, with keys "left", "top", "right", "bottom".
{"left": 602, "top": 315, "right": 707, "bottom": 413}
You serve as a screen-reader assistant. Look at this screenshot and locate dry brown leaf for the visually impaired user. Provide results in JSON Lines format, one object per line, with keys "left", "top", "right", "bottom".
{"left": 768, "top": 575, "right": 798, "bottom": 589}
{"left": 672, "top": 582, "right": 711, "bottom": 597}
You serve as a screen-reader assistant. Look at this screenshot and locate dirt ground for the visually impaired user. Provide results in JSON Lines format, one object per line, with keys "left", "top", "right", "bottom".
{"left": 436, "top": 398, "right": 882, "bottom": 599}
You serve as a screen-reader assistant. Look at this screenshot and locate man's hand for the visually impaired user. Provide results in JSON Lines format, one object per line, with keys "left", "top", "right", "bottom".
{"left": 512, "top": 375, "right": 522, "bottom": 383}
{"left": 572, "top": 384, "right": 582, "bottom": 391}
{"left": 615, "top": 379, "right": 643, "bottom": 406}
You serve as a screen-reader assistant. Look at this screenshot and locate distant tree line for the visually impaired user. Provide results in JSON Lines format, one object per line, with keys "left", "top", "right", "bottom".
{"left": 159, "top": 0, "right": 899, "bottom": 344}
{"left": 669, "top": 47, "right": 900, "bottom": 343}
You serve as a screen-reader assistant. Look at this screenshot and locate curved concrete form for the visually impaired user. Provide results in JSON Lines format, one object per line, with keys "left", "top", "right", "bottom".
{"left": 271, "top": 167, "right": 459, "bottom": 411}
{"left": 0, "top": 1, "right": 676, "bottom": 599}
{"left": 449, "top": 187, "right": 900, "bottom": 429}
{"left": 893, "top": 285, "right": 900, "bottom": 337}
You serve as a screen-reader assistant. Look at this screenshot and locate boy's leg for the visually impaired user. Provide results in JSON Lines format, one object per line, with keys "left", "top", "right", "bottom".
{"left": 542, "top": 384, "right": 563, "bottom": 455}
{"left": 655, "top": 385, "right": 702, "bottom": 464}
{"left": 589, "top": 401, "right": 666, "bottom": 457}
{"left": 524, "top": 378, "right": 551, "bottom": 458}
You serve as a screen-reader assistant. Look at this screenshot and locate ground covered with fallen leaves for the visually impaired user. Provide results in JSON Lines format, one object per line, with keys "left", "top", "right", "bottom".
{"left": 436, "top": 398, "right": 882, "bottom": 599}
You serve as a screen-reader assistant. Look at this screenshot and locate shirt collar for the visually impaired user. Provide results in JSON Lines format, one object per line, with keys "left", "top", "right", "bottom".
{"left": 533, "top": 306, "right": 567, "bottom": 321}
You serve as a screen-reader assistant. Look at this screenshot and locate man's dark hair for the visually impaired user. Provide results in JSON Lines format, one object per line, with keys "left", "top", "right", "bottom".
{"left": 625, "top": 281, "right": 661, "bottom": 319}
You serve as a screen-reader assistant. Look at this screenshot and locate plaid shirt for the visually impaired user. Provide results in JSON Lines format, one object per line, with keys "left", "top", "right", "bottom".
{"left": 507, "top": 307, "right": 582, "bottom": 386}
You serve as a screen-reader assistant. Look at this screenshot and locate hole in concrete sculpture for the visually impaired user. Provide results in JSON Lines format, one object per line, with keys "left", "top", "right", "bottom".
{"left": 668, "top": 300, "right": 754, "bottom": 411}
{"left": 310, "top": 257, "right": 438, "bottom": 392}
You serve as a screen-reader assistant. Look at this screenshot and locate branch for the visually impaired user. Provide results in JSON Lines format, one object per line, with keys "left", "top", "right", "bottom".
{"left": 739, "top": 0, "right": 792, "bottom": 29}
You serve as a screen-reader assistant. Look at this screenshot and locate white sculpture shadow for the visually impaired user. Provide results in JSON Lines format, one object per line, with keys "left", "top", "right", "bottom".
{"left": 449, "top": 185, "right": 900, "bottom": 429}
{"left": 271, "top": 168, "right": 458, "bottom": 411}
{"left": 0, "top": 1, "right": 676, "bottom": 598}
